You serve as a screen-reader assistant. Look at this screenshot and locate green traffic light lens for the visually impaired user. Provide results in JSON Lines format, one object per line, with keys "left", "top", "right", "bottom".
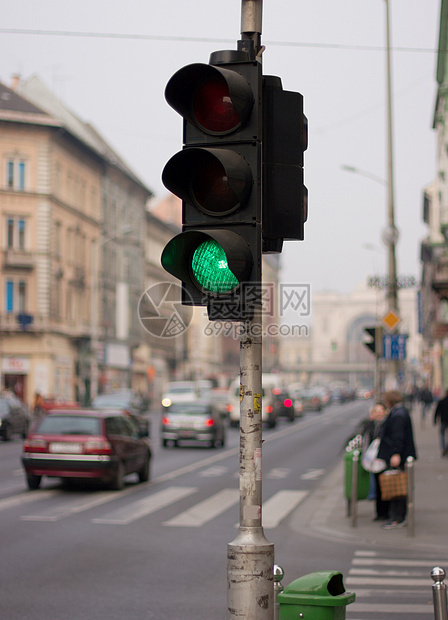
{"left": 191, "top": 239, "right": 239, "bottom": 293}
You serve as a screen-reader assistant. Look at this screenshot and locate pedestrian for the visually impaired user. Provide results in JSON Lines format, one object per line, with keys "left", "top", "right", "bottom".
{"left": 362, "top": 403, "right": 389, "bottom": 521}
{"left": 33, "top": 391, "right": 44, "bottom": 418}
{"left": 420, "top": 385, "right": 433, "bottom": 426}
{"left": 377, "top": 390, "right": 417, "bottom": 530}
{"left": 434, "top": 389, "right": 448, "bottom": 457}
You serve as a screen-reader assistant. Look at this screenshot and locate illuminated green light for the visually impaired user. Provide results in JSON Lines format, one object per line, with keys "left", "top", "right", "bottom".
{"left": 192, "top": 239, "right": 239, "bottom": 293}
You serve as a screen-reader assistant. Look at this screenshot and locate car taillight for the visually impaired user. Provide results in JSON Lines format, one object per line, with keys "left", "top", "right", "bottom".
{"left": 24, "top": 438, "right": 47, "bottom": 452}
{"left": 227, "top": 404, "right": 233, "bottom": 412}
{"left": 265, "top": 405, "right": 273, "bottom": 413}
{"left": 84, "top": 439, "right": 112, "bottom": 454}
{"left": 284, "top": 399, "right": 292, "bottom": 408}
{"left": 162, "top": 416, "right": 171, "bottom": 426}
{"left": 272, "top": 388, "right": 282, "bottom": 395}
{"left": 205, "top": 418, "right": 214, "bottom": 427}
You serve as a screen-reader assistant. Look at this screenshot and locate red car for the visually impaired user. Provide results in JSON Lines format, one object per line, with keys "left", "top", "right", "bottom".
{"left": 22, "top": 409, "right": 151, "bottom": 491}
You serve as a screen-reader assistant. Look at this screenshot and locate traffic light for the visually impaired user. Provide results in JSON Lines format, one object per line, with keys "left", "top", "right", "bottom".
{"left": 161, "top": 47, "right": 262, "bottom": 320}
{"left": 363, "top": 326, "right": 384, "bottom": 357}
{"left": 262, "top": 75, "right": 308, "bottom": 253}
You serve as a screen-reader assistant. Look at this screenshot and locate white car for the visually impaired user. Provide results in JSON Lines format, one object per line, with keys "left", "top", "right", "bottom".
{"left": 161, "top": 381, "right": 199, "bottom": 408}
{"left": 227, "top": 374, "right": 283, "bottom": 429}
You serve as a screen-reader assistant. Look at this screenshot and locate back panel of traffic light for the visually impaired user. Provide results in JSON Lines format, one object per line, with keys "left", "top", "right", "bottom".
{"left": 262, "top": 75, "right": 308, "bottom": 253}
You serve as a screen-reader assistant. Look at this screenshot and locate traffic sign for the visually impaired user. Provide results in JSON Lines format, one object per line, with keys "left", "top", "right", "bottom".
{"left": 383, "top": 334, "right": 407, "bottom": 360}
{"left": 382, "top": 309, "right": 401, "bottom": 332}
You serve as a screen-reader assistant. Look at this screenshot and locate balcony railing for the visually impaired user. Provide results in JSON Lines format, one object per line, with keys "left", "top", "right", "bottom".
{"left": 0, "top": 313, "right": 90, "bottom": 337}
{"left": 432, "top": 260, "right": 448, "bottom": 298}
{"left": 3, "top": 249, "right": 34, "bottom": 269}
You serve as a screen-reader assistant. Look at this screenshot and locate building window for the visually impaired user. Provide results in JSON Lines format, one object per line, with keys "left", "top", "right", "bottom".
{"left": 18, "top": 281, "right": 26, "bottom": 313}
{"left": 4, "top": 280, "right": 27, "bottom": 314}
{"left": 6, "top": 158, "right": 27, "bottom": 191}
{"left": 55, "top": 221, "right": 62, "bottom": 259}
{"left": 5, "top": 217, "right": 27, "bottom": 250}
{"left": 6, "top": 280, "right": 13, "bottom": 313}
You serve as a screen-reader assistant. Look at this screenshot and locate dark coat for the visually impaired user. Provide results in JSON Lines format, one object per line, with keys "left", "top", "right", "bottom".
{"left": 377, "top": 403, "right": 417, "bottom": 467}
{"left": 434, "top": 395, "right": 448, "bottom": 426}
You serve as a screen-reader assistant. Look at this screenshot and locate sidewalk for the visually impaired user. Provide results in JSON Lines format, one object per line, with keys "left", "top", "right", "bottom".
{"left": 290, "top": 404, "right": 448, "bottom": 554}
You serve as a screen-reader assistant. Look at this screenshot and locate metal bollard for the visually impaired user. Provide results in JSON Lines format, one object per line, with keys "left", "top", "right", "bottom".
{"left": 273, "top": 565, "right": 284, "bottom": 620}
{"left": 431, "top": 567, "right": 448, "bottom": 620}
{"left": 406, "top": 456, "right": 415, "bottom": 537}
{"left": 350, "top": 450, "right": 359, "bottom": 528}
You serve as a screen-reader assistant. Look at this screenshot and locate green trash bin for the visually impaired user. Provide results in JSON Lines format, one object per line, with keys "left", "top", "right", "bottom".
{"left": 278, "top": 571, "right": 355, "bottom": 620}
{"left": 344, "top": 447, "right": 370, "bottom": 501}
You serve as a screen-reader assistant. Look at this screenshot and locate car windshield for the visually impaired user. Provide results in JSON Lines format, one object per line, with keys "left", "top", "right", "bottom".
{"left": 168, "top": 386, "right": 195, "bottom": 394}
{"left": 36, "top": 415, "right": 101, "bottom": 435}
{"left": 92, "top": 394, "right": 131, "bottom": 407}
{"left": 301, "top": 389, "right": 316, "bottom": 397}
{"left": 169, "top": 404, "right": 209, "bottom": 415}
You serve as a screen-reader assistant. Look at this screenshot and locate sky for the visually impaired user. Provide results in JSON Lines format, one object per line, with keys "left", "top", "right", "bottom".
{"left": 0, "top": 0, "right": 441, "bottom": 295}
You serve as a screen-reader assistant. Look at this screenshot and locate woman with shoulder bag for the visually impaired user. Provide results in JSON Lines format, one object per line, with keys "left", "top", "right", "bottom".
{"left": 377, "top": 390, "right": 417, "bottom": 529}
{"left": 362, "top": 403, "right": 389, "bottom": 521}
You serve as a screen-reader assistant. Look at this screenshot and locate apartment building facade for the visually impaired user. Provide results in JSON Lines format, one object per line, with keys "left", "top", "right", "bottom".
{"left": 0, "top": 76, "right": 152, "bottom": 406}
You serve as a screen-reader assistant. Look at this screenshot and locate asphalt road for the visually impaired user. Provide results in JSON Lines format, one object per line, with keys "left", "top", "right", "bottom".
{"left": 1, "top": 401, "right": 436, "bottom": 619}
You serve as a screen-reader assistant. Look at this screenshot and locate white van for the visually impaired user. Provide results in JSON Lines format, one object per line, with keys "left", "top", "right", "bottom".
{"left": 227, "top": 374, "right": 282, "bottom": 429}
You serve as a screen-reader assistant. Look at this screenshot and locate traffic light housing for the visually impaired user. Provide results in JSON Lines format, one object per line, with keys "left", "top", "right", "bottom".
{"left": 161, "top": 47, "right": 262, "bottom": 321}
{"left": 363, "top": 326, "right": 384, "bottom": 357}
{"left": 262, "top": 75, "right": 308, "bottom": 253}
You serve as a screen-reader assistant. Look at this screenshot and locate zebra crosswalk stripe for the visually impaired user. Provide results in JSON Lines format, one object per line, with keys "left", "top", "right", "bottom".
{"left": 92, "top": 486, "right": 197, "bottom": 525}
{"left": 164, "top": 488, "right": 239, "bottom": 527}
{"left": 262, "top": 490, "right": 308, "bottom": 528}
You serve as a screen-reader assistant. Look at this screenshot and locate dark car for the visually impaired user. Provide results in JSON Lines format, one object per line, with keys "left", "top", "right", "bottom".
{"left": 91, "top": 391, "right": 150, "bottom": 436}
{"left": 161, "top": 400, "right": 226, "bottom": 448}
{"left": 91, "top": 390, "right": 147, "bottom": 415}
{"left": 0, "top": 395, "right": 30, "bottom": 441}
{"left": 301, "top": 388, "right": 323, "bottom": 412}
{"left": 22, "top": 409, "right": 151, "bottom": 490}
{"left": 271, "top": 388, "right": 296, "bottom": 422}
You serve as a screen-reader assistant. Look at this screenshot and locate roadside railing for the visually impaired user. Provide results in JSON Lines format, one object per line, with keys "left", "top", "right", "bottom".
{"left": 432, "top": 567, "right": 448, "bottom": 620}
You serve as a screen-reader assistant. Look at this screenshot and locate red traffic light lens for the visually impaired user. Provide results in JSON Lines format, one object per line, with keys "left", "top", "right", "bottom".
{"left": 193, "top": 78, "right": 241, "bottom": 134}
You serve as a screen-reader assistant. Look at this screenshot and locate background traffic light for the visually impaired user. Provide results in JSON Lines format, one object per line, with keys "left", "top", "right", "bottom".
{"left": 161, "top": 47, "right": 262, "bottom": 320}
{"left": 363, "top": 326, "right": 384, "bottom": 356}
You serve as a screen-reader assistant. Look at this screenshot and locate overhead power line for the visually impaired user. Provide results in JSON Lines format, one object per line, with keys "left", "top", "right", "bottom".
{"left": 0, "top": 28, "right": 437, "bottom": 54}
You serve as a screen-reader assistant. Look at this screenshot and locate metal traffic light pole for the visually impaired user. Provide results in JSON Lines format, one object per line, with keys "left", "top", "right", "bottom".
{"left": 227, "top": 5, "right": 275, "bottom": 620}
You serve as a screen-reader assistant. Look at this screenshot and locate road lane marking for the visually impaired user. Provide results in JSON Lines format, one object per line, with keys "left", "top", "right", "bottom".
{"left": 0, "top": 489, "right": 58, "bottom": 511}
{"left": 20, "top": 491, "right": 119, "bottom": 522}
{"left": 199, "top": 466, "right": 229, "bottom": 477}
{"left": 345, "top": 577, "right": 430, "bottom": 587}
{"left": 266, "top": 468, "right": 290, "bottom": 479}
{"left": 163, "top": 488, "right": 239, "bottom": 527}
{"left": 92, "top": 486, "right": 197, "bottom": 525}
{"left": 300, "top": 469, "right": 325, "bottom": 480}
{"left": 350, "top": 603, "right": 432, "bottom": 614}
{"left": 262, "top": 490, "right": 308, "bottom": 528}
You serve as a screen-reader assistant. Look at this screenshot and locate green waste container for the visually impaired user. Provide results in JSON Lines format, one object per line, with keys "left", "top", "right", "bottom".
{"left": 278, "top": 571, "right": 355, "bottom": 620}
{"left": 344, "top": 448, "right": 370, "bottom": 501}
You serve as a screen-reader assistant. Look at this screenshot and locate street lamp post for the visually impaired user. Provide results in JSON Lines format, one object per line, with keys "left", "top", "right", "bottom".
{"left": 90, "top": 227, "right": 133, "bottom": 401}
{"left": 384, "top": 0, "right": 399, "bottom": 317}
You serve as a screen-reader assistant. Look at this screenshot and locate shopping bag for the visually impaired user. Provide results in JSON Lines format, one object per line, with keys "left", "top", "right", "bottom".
{"left": 378, "top": 469, "right": 408, "bottom": 500}
{"left": 361, "top": 438, "right": 386, "bottom": 473}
